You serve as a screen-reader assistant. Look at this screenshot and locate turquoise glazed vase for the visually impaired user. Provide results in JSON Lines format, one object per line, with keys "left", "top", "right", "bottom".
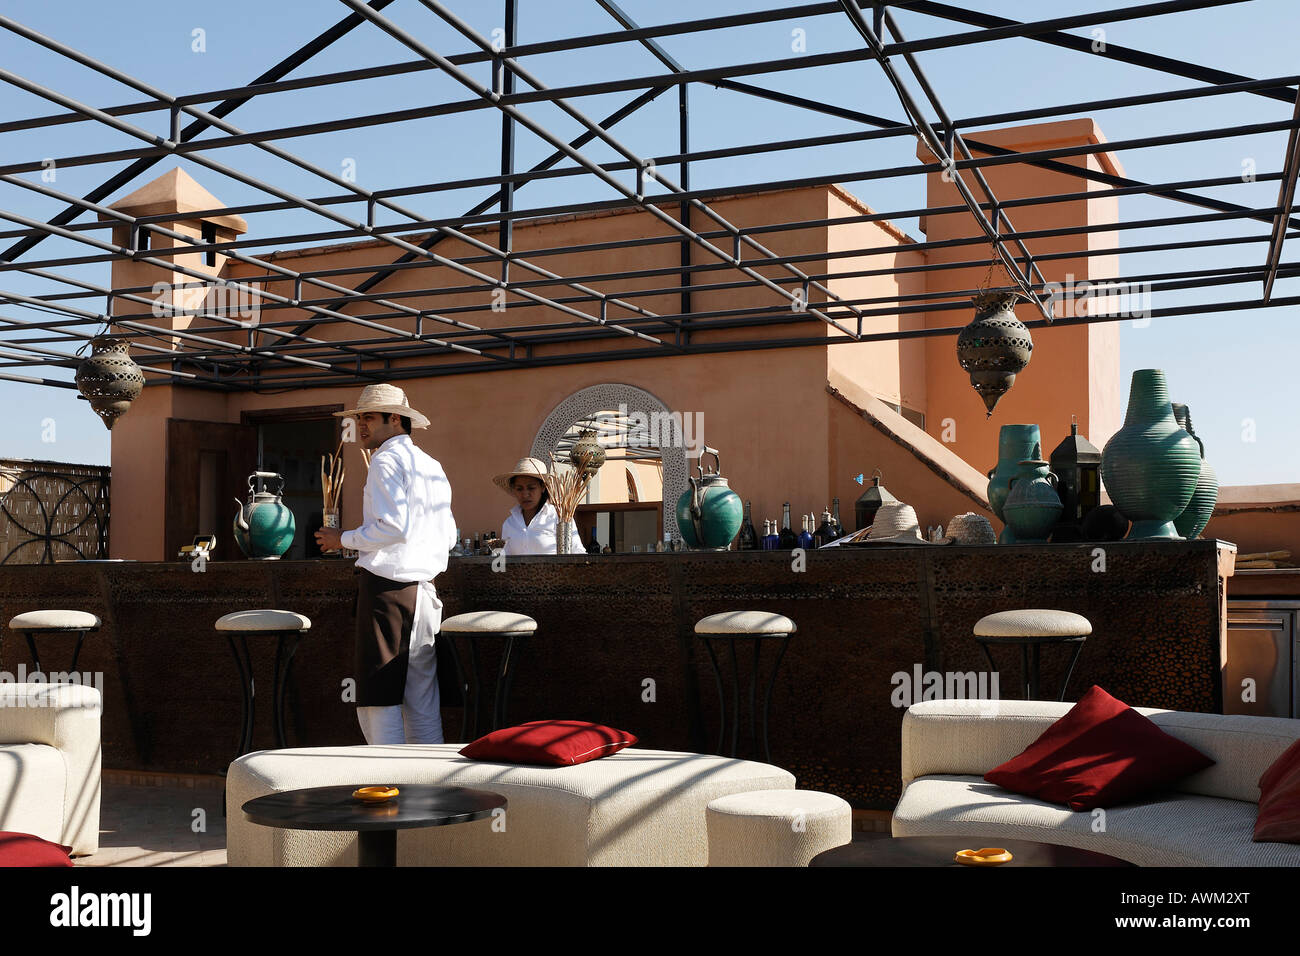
{"left": 676, "top": 448, "right": 743, "bottom": 550}
{"left": 232, "top": 472, "right": 296, "bottom": 559}
{"left": 1172, "top": 403, "right": 1219, "bottom": 539}
{"left": 1003, "top": 455, "right": 1063, "bottom": 543}
{"left": 987, "top": 424, "right": 1041, "bottom": 544}
{"left": 1101, "top": 370, "right": 1201, "bottom": 539}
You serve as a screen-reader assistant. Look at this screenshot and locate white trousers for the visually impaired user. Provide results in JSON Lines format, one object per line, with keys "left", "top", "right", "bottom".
{"left": 356, "top": 639, "right": 444, "bottom": 745}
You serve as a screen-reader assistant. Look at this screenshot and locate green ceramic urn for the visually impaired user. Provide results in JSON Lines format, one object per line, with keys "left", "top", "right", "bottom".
{"left": 987, "top": 424, "right": 1042, "bottom": 544}
{"left": 233, "top": 471, "right": 296, "bottom": 559}
{"left": 1101, "top": 370, "right": 1201, "bottom": 539}
{"left": 676, "top": 447, "right": 743, "bottom": 550}
{"left": 1003, "top": 453, "right": 1063, "bottom": 542}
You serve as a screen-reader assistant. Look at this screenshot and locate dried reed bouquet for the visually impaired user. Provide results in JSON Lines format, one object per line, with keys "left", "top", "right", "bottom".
{"left": 547, "top": 450, "right": 597, "bottom": 527}
{"left": 321, "top": 439, "right": 346, "bottom": 515}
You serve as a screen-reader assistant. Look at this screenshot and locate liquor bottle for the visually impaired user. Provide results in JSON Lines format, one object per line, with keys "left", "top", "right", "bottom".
{"left": 798, "top": 514, "right": 813, "bottom": 550}
{"left": 779, "top": 502, "right": 797, "bottom": 549}
{"left": 831, "top": 498, "right": 844, "bottom": 538}
{"left": 738, "top": 500, "right": 758, "bottom": 550}
{"left": 587, "top": 527, "right": 601, "bottom": 555}
{"left": 816, "top": 510, "right": 836, "bottom": 545}
{"left": 766, "top": 519, "right": 780, "bottom": 551}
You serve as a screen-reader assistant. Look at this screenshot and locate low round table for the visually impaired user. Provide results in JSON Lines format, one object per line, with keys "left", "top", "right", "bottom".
{"left": 242, "top": 784, "right": 507, "bottom": 867}
{"left": 810, "top": 836, "right": 1134, "bottom": 868}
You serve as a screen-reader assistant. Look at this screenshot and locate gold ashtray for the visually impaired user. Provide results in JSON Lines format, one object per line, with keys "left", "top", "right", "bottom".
{"left": 954, "top": 847, "right": 1014, "bottom": 866}
{"left": 352, "top": 785, "right": 400, "bottom": 804}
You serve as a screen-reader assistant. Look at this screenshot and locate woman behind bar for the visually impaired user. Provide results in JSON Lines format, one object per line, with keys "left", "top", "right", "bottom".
{"left": 494, "top": 457, "right": 584, "bottom": 556}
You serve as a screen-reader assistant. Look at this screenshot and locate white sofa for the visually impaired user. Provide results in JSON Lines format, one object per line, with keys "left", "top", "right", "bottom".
{"left": 226, "top": 744, "right": 795, "bottom": 866}
{"left": 0, "top": 683, "right": 101, "bottom": 856}
{"left": 893, "top": 699, "right": 1300, "bottom": 866}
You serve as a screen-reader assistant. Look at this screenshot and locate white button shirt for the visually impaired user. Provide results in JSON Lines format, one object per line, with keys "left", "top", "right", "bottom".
{"left": 502, "top": 501, "right": 585, "bottom": 556}
{"left": 341, "top": 434, "right": 456, "bottom": 648}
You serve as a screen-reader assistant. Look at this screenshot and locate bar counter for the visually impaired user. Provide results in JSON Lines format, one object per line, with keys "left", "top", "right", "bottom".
{"left": 0, "top": 540, "right": 1234, "bottom": 809}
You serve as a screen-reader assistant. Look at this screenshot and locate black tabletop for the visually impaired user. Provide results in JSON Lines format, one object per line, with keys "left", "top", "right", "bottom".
{"left": 810, "top": 835, "right": 1135, "bottom": 867}
{"left": 242, "top": 784, "right": 507, "bottom": 833}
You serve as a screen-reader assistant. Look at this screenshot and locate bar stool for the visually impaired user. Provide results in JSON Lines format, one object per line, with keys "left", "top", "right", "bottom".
{"left": 214, "top": 609, "right": 311, "bottom": 760}
{"left": 706, "top": 789, "right": 851, "bottom": 866}
{"left": 7, "top": 610, "right": 100, "bottom": 674}
{"left": 694, "top": 611, "right": 796, "bottom": 763}
{"left": 438, "top": 611, "right": 537, "bottom": 742}
{"left": 973, "top": 609, "right": 1091, "bottom": 701}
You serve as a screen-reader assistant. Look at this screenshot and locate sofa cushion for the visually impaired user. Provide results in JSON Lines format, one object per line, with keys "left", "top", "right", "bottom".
{"left": 460, "top": 720, "right": 637, "bottom": 766}
{"left": 227, "top": 745, "right": 795, "bottom": 866}
{"left": 984, "top": 686, "right": 1214, "bottom": 810}
{"left": 1254, "top": 737, "right": 1300, "bottom": 844}
{"left": 894, "top": 774, "right": 1300, "bottom": 867}
{"left": 0, "top": 831, "right": 73, "bottom": 867}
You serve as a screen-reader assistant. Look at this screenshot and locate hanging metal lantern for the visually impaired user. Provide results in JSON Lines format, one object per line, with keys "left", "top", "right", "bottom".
{"left": 75, "top": 336, "right": 144, "bottom": 430}
{"left": 956, "top": 291, "right": 1033, "bottom": 417}
{"left": 569, "top": 428, "right": 606, "bottom": 476}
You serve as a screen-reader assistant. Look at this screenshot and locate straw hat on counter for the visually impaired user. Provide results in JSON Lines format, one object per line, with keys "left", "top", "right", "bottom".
{"left": 493, "top": 457, "right": 556, "bottom": 496}
{"left": 333, "top": 383, "right": 430, "bottom": 428}
{"left": 944, "top": 512, "right": 998, "bottom": 545}
{"left": 844, "top": 502, "right": 950, "bottom": 545}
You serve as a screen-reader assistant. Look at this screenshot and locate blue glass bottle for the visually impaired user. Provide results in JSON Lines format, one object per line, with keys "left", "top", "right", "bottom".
{"left": 797, "top": 514, "right": 814, "bottom": 550}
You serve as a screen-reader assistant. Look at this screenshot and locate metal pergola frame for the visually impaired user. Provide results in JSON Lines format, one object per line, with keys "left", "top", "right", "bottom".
{"left": 1, "top": 0, "right": 1297, "bottom": 393}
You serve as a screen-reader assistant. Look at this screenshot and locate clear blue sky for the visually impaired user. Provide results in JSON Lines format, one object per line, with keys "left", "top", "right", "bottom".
{"left": 0, "top": 0, "right": 1296, "bottom": 485}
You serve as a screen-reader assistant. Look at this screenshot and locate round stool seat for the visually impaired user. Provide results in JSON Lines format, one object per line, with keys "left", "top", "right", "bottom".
{"left": 9, "top": 610, "right": 99, "bottom": 631}
{"left": 440, "top": 611, "right": 537, "bottom": 634}
{"left": 215, "top": 609, "right": 311, "bottom": 632}
{"left": 974, "top": 609, "right": 1091, "bottom": 638}
{"left": 706, "top": 789, "right": 852, "bottom": 866}
{"left": 695, "top": 611, "right": 796, "bottom": 635}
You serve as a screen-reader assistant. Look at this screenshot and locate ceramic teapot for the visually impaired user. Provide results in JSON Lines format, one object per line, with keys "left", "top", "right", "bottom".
{"left": 675, "top": 447, "right": 743, "bottom": 550}
{"left": 233, "top": 471, "right": 296, "bottom": 559}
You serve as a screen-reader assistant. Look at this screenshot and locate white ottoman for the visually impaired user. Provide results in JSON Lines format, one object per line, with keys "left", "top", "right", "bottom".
{"left": 706, "top": 789, "right": 851, "bottom": 866}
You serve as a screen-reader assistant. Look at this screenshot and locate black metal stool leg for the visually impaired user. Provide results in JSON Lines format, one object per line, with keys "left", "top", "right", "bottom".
{"left": 465, "top": 638, "right": 483, "bottom": 741}
{"left": 760, "top": 634, "right": 791, "bottom": 765}
{"left": 1059, "top": 639, "right": 1087, "bottom": 701}
{"left": 494, "top": 633, "right": 525, "bottom": 731}
{"left": 1020, "top": 644, "right": 1032, "bottom": 700}
{"left": 727, "top": 641, "right": 741, "bottom": 758}
{"left": 273, "top": 631, "right": 303, "bottom": 749}
{"left": 1029, "top": 643, "right": 1043, "bottom": 700}
{"left": 23, "top": 633, "right": 41, "bottom": 675}
{"left": 70, "top": 630, "right": 88, "bottom": 673}
{"left": 225, "top": 633, "right": 253, "bottom": 760}
{"left": 700, "top": 637, "right": 726, "bottom": 756}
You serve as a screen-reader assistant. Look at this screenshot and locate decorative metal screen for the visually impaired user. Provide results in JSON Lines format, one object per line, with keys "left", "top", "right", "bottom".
{"left": 0, "top": 459, "right": 110, "bottom": 564}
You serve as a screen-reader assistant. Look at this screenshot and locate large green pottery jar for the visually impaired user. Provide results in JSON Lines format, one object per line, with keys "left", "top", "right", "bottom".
{"left": 1172, "top": 403, "right": 1219, "bottom": 539}
{"left": 675, "top": 447, "right": 743, "bottom": 550}
{"left": 987, "top": 424, "right": 1041, "bottom": 544}
{"left": 232, "top": 471, "right": 296, "bottom": 559}
{"left": 1101, "top": 370, "right": 1201, "bottom": 539}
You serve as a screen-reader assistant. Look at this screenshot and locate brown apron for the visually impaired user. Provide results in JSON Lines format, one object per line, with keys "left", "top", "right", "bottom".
{"left": 355, "top": 568, "right": 419, "bottom": 706}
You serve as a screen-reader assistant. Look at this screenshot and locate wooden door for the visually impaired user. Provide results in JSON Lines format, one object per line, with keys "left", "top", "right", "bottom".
{"left": 165, "top": 419, "right": 258, "bottom": 561}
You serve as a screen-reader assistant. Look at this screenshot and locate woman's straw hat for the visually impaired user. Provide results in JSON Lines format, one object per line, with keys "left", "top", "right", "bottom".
{"left": 493, "top": 457, "right": 556, "bottom": 496}
{"left": 333, "top": 383, "right": 430, "bottom": 429}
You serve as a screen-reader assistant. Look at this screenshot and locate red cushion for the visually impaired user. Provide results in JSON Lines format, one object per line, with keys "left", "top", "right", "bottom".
{"left": 983, "top": 685, "right": 1214, "bottom": 811}
{"left": 1254, "top": 737, "right": 1300, "bottom": 843}
{"left": 460, "top": 720, "right": 638, "bottom": 766}
{"left": 0, "top": 831, "right": 74, "bottom": 867}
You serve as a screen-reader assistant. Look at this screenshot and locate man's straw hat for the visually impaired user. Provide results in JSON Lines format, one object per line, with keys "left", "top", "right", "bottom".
{"left": 493, "top": 457, "right": 556, "bottom": 496}
{"left": 334, "top": 383, "right": 429, "bottom": 429}
{"left": 852, "top": 501, "right": 948, "bottom": 545}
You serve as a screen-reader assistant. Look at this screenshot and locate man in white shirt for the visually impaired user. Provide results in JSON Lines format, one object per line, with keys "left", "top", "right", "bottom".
{"left": 314, "top": 383, "right": 456, "bottom": 745}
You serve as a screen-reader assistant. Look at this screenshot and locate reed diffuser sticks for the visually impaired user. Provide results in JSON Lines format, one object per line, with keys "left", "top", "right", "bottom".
{"left": 321, "top": 439, "right": 346, "bottom": 515}
{"left": 548, "top": 450, "right": 597, "bottom": 530}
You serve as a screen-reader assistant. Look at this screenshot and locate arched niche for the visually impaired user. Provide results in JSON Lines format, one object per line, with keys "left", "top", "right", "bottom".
{"left": 530, "top": 383, "right": 688, "bottom": 540}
